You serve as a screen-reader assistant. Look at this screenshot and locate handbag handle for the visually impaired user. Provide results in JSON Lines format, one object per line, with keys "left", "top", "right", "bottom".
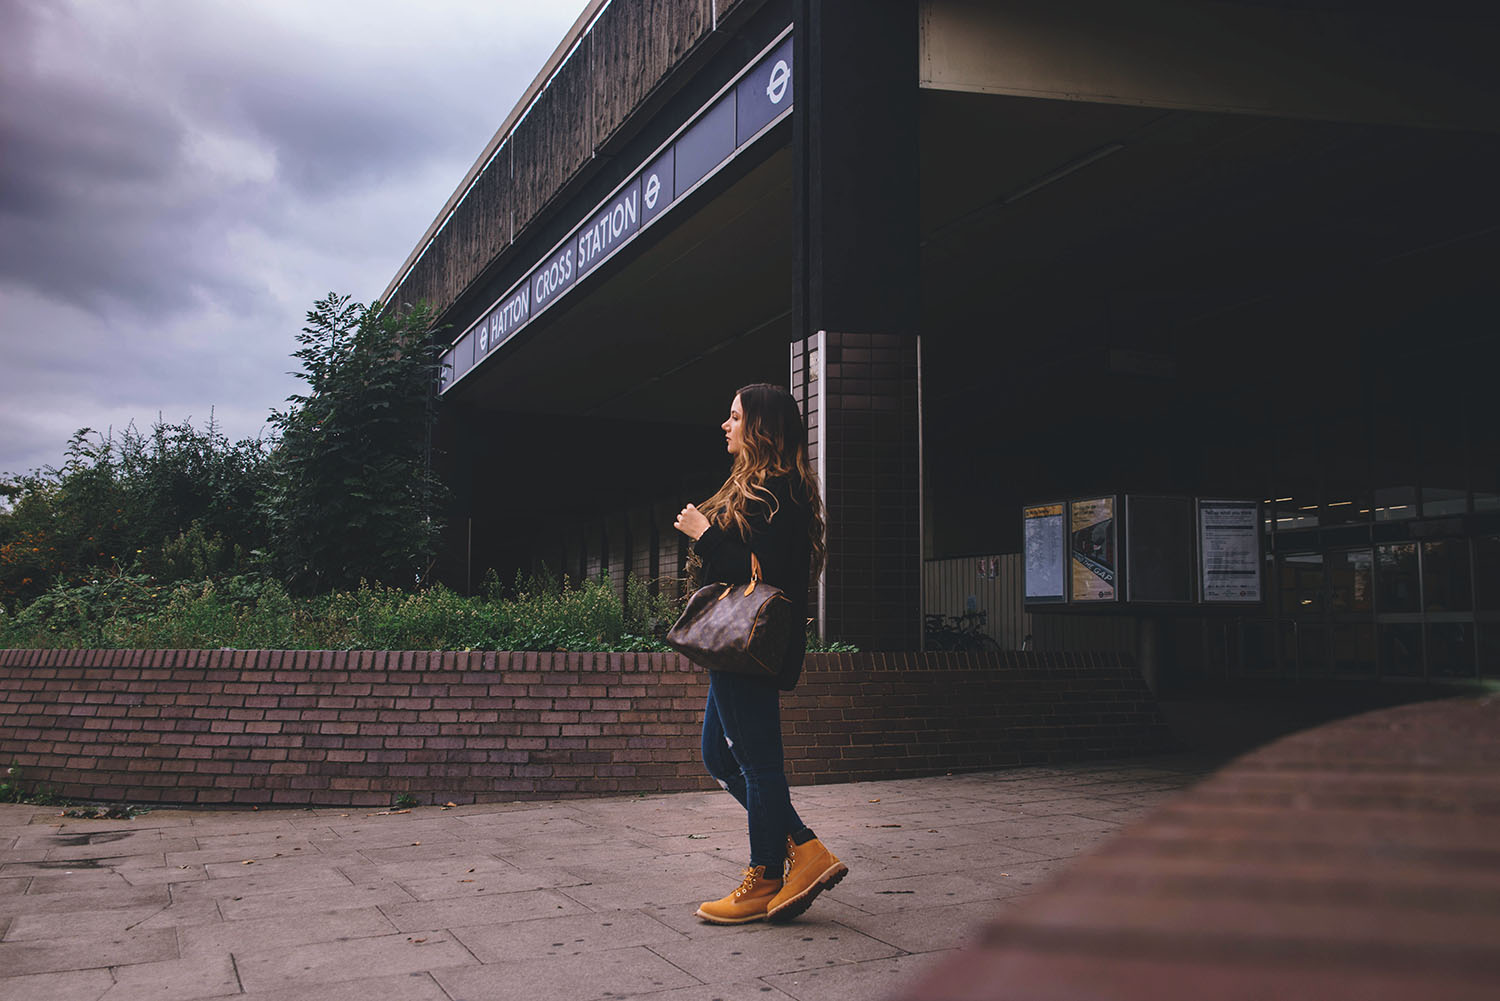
{"left": 721, "top": 553, "right": 766, "bottom": 600}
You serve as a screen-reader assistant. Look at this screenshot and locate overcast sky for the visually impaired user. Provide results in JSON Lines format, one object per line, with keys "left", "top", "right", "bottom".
{"left": 0, "top": 0, "right": 591, "bottom": 477}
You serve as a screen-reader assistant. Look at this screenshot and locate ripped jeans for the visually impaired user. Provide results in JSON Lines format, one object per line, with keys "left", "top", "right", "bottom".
{"left": 701, "top": 669, "right": 808, "bottom": 874}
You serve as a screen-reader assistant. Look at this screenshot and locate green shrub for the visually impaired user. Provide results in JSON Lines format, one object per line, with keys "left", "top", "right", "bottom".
{"left": 0, "top": 569, "right": 861, "bottom": 654}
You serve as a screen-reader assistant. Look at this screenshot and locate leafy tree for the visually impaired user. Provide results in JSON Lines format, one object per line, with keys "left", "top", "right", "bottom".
{"left": 262, "top": 293, "right": 445, "bottom": 593}
{"left": 0, "top": 420, "right": 270, "bottom": 607}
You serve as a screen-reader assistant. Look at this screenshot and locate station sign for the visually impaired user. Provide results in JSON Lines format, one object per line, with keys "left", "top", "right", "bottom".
{"left": 440, "top": 30, "right": 795, "bottom": 393}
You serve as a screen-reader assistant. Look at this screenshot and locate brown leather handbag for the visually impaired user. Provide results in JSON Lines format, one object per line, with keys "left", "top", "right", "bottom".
{"left": 666, "top": 553, "right": 796, "bottom": 677}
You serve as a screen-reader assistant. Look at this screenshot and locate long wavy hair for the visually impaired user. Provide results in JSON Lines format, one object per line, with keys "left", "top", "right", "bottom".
{"left": 699, "top": 383, "right": 826, "bottom": 577}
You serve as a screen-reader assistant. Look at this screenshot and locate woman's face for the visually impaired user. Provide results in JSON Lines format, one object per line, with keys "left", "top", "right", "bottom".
{"left": 723, "top": 394, "right": 745, "bottom": 455}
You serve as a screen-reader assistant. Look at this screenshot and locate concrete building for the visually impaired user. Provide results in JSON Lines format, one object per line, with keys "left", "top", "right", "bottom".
{"left": 383, "top": 0, "right": 1500, "bottom": 690}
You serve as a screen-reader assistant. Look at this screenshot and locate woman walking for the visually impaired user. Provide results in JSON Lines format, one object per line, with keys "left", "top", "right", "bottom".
{"left": 674, "top": 383, "right": 848, "bottom": 924}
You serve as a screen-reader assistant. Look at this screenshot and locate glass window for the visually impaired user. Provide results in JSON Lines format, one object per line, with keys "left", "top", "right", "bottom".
{"left": 1240, "top": 620, "right": 1275, "bottom": 674}
{"left": 1320, "top": 413, "right": 1372, "bottom": 526}
{"left": 1427, "top": 622, "right": 1475, "bottom": 679}
{"left": 1421, "top": 412, "right": 1469, "bottom": 517}
{"left": 1327, "top": 549, "right": 1373, "bottom": 614}
{"left": 1422, "top": 487, "right": 1467, "bottom": 517}
{"left": 1476, "top": 537, "right": 1500, "bottom": 611}
{"left": 1298, "top": 623, "right": 1329, "bottom": 676}
{"left": 1373, "top": 485, "right": 1417, "bottom": 522}
{"left": 1480, "top": 624, "right": 1500, "bottom": 679}
{"left": 1373, "top": 405, "right": 1418, "bottom": 522}
{"left": 1332, "top": 622, "right": 1376, "bottom": 676}
{"left": 1421, "top": 539, "right": 1472, "bottom": 613}
{"left": 1379, "top": 623, "right": 1423, "bottom": 677}
{"left": 1375, "top": 543, "right": 1420, "bottom": 613}
{"left": 1279, "top": 554, "right": 1324, "bottom": 617}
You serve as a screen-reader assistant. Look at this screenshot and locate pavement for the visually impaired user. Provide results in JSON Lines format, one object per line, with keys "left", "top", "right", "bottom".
{"left": 0, "top": 753, "right": 1218, "bottom": 1001}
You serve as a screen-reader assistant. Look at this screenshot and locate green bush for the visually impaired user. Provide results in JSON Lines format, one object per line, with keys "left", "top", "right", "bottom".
{"left": 0, "top": 569, "right": 861, "bottom": 654}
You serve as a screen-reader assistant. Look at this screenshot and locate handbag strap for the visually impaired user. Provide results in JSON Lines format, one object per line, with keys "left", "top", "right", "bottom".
{"left": 744, "top": 553, "right": 764, "bottom": 596}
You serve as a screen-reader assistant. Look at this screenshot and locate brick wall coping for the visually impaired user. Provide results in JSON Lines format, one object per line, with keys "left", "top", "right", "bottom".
{"left": 1, "top": 648, "right": 1172, "bottom": 808}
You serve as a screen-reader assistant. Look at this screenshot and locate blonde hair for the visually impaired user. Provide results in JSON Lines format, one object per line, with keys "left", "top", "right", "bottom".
{"left": 699, "top": 383, "right": 826, "bottom": 577}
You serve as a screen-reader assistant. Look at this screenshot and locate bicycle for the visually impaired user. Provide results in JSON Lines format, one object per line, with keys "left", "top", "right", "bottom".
{"left": 924, "top": 610, "right": 1003, "bottom": 653}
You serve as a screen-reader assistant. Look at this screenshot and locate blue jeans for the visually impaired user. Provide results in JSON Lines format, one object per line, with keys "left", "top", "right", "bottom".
{"left": 701, "top": 670, "right": 807, "bottom": 873}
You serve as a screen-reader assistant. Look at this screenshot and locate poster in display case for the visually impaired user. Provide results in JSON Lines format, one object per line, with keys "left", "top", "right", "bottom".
{"left": 1069, "top": 497, "right": 1117, "bottom": 602}
{"left": 1198, "top": 499, "right": 1263, "bottom": 603}
{"left": 1023, "top": 503, "right": 1066, "bottom": 603}
{"left": 1126, "top": 495, "right": 1196, "bottom": 603}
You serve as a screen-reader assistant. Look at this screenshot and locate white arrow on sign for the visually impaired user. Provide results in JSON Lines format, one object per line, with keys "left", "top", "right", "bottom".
{"left": 766, "top": 59, "right": 789, "bottom": 104}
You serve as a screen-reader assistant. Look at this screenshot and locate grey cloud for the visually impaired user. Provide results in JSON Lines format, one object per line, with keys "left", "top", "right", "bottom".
{"left": 0, "top": 0, "right": 590, "bottom": 476}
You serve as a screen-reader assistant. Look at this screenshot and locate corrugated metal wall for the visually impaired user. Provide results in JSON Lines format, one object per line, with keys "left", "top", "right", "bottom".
{"left": 922, "top": 554, "right": 1138, "bottom": 653}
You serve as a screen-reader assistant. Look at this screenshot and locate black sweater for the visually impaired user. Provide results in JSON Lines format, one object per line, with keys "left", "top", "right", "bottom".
{"left": 691, "top": 475, "right": 812, "bottom": 690}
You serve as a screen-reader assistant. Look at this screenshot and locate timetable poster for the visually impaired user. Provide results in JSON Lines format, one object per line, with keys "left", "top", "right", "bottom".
{"left": 1199, "top": 499, "right": 1262, "bottom": 602}
{"left": 1023, "top": 503, "right": 1066, "bottom": 602}
{"left": 1070, "top": 497, "right": 1117, "bottom": 602}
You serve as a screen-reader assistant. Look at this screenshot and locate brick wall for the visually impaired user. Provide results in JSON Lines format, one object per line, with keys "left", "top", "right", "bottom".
{"left": 0, "top": 649, "right": 1173, "bottom": 808}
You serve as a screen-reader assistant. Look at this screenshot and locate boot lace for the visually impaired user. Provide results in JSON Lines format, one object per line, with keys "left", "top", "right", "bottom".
{"left": 734, "top": 867, "right": 763, "bottom": 898}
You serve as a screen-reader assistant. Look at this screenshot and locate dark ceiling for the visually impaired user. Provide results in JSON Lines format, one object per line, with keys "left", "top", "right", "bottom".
{"left": 445, "top": 86, "right": 1499, "bottom": 427}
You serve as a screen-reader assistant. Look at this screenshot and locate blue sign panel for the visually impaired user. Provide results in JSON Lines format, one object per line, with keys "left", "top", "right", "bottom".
{"left": 576, "top": 178, "right": 641, "bottom": 280}
{"left": 440, "top": 29, "right": 793, "bottom": 395}
{"left": 640, "top": 147, "right": 674, "bottom": 228}
{"left": 482, "top": 284, "right": 531, "bottom": 355}
{"left": 736, "top": 36, "right": 794, "bottom": 145}
{"left": 531, "top": 241, "right": 576, "bottom": 315}
{"left": 674, "top": 93, "right": 736, "bottom": 198}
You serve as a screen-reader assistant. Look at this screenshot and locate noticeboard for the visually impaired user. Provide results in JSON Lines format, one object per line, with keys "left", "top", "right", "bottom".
{"left": 1198, "top": 499, "right": 1263, "bottom": 603}
{"left": 1069, "top": 497, "right": 1118, "bottom": 602}
{"left": 1126, "top": 495, "right": 1196, "bottom": 603}
{"left": 1023, "top": 503, "right": 1066, "bottom": 603}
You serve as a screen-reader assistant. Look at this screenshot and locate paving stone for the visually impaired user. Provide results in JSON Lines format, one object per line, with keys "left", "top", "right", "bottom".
{"left": 44, "top": 835, "right": 199, "bottom": 863}
{"left": 0, "top": 877, "right": 28, "bottom": 896}
{"left": 395, "top": 864, "right": 584, "bottom": 902}
{"left": 0, "top": 928, "right": 178, "bottom": 977}
{"left": 648, "top": 920, "right": 902, "bottom": 982}
{"left": 5, "top": 905, "right": 168, "bottom": 942}
{"left": 555, "top": 866, "right": 748, "bottom": 913}
{"left": 170, "top": 864, "right": 350, "bottom": 901}
{"left": 111, "top": 862, "right": 211, "bottom": 887}
{"left": 226, "top": 971, "right": 452, "bottom": 1001}
{"left": 97, "top": 953, "right": 238, "bottom": 1001}
{"left": 450, "top": 909, "right": 684, "bottom": 962}
{"left": 0, "top": 967, "right": 112, "bottom": 1001}
{"left": 380, "top": 887, "right": 592, "bottom": 931}
{"left": 215, "top": 882, "right": 417, "bottom": 921}
{"left": 608, "top": 981, "right": 800, "bottom": 1001}
{"left": 822, "top": 870, "right": 1029, "bottom": 915}
{"left": 0, "top": 882, "right": 167, "bottom": 919}
{"left": 494, "top": 836, "right": 671, "bottom": 870}
{"left": 233, "top": 930, "right": 476, "bottom": 993}
{"left": 761, "top": 951, "right": 954, "bottom": 1001}
{"left": 20, "top": 869, "right": 136, "bottom": 894}
{"left": 356, "top": 838, "right": 514, "bottom": 867}
{"left": 433, "top": 944, "right": 699, "bottom": 1001}
{"left": 204, "top": 853, "right": 362, "bottom": 880}
{"left": 834, "top": 899, "right": 1010, "bottom": 953}
{"left": 179, "top": 906, "right": 398, "bottom": 957}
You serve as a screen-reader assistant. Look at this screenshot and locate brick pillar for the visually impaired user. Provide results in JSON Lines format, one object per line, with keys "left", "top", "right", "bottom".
{"left": 792, "top": 0, "right": 922, "bottom": 649}
{"left": 793, "top": 331, "right": 921, "bottom": 649}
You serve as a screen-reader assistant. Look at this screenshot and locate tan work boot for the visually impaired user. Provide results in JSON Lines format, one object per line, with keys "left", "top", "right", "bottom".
{"left": 768, "top": 835, "right": 848, "bottom": 922}
{"left": 695, "top": 865, "right": 783, "bottom": 924}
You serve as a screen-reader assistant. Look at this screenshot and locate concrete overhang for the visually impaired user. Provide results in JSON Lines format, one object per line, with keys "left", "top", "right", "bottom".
{"left": 438, "top": 140, "right": 793, "bottom": 426}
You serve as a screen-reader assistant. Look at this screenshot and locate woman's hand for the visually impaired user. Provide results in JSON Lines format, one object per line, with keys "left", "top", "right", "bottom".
{"left": 674, "top": 504, "right": 710, "bottom": 540}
